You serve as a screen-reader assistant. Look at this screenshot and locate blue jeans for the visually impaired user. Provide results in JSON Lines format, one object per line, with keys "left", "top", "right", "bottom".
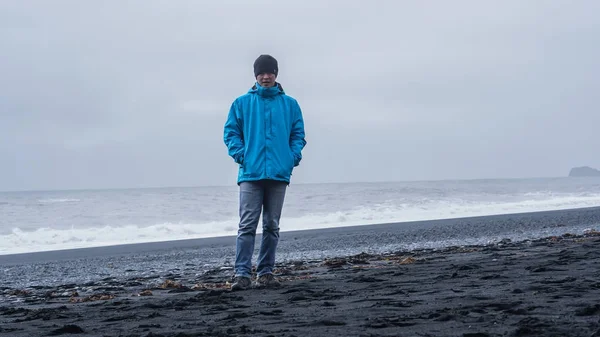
{"left": 235, "top": 180, "right": 287, "bottom": 278}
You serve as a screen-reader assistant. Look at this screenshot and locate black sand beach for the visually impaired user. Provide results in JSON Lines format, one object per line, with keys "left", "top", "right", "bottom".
{"left": 2, "top": 207, "right": 600, "bottom": 336}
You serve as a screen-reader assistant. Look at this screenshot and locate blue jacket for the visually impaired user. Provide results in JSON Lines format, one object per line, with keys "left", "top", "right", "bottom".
{"left": 224, "top": 82, "right": 306, "bottom": 184}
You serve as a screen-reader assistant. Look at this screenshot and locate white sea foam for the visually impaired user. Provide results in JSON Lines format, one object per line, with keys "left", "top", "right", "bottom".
{"left": 37, "top": 198, "right": 81, "bottom": 204}
{"left": 1, "top": 192, "right": 599, "bottom": 255}
{"left": 0, "top": 222, "right": 236, "bottom": 255}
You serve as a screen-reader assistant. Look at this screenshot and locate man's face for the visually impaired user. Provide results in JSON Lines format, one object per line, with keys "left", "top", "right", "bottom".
{"left": 257, "top": 73, "right": 276, "bottom": 87}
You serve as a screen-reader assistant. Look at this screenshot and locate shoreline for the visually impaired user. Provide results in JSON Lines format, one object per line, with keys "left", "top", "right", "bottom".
{"left": 2, "top": 205, "right": 600, "bottom": 262}
{"left": 1, "top": 206, "right": 600, "bottom": 292}
{"left": 1, "top": 230, "right": 600, "bottom": 336}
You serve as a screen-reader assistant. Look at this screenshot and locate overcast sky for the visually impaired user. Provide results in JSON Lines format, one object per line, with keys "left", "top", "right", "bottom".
{"left": 1, "top": 0, "right": 599, "bottom": 191}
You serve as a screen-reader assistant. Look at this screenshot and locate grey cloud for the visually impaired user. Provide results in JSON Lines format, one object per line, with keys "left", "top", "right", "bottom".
{"left": 1, "top": 0, "right": 599, "bottom": 191}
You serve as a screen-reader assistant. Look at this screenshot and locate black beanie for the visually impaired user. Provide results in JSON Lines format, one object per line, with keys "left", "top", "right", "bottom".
{"left": 253, "top": 54, "right": 278, "bottom": 77}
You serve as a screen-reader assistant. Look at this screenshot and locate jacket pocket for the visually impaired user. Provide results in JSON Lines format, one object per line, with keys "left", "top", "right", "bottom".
{"left": 288, "top": 148, "right": 295, "bottom": 170}
{"left": 240, "top": 150, "right": 246, "bottom": 171}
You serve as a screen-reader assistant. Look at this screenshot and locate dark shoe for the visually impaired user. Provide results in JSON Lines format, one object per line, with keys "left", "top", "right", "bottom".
{"left": 231, "top": 276, "right": 251, "bottom": 291}
{"left": 254, "top": 273, "right": 281, "bottom": 289}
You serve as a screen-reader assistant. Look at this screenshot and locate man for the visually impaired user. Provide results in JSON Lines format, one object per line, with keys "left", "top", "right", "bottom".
{"left": 223, "top": 54, "right": 307, "bottom": 290}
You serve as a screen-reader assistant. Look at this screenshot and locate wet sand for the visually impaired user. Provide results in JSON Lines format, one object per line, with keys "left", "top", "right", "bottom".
{"left": 2, "top": 229, "right": 600, "bottom": 336}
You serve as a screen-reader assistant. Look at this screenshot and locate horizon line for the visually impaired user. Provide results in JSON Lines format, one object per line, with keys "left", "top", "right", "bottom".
{"left": 0, "top": 174, "right": 577, "bottom": 194}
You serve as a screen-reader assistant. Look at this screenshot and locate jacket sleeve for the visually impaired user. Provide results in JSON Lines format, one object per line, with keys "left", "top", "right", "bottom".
{"left": 223, "top": 100, "right": 245, "bottom": 165}
{"left": 290, "top": 100, "right": 307, "bottom": 167}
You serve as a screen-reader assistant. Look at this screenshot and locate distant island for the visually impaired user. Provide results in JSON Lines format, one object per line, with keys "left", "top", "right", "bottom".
{"left": 569, "top": 166, "right": 600, "bottom": 177}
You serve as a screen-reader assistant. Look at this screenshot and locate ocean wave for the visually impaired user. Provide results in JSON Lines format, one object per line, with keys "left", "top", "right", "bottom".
{"left": 0, "top": 222, "right": 238, "bottom": 255}
{"left": 37, "top": 198, "right": 81, "bottom": 204}
{"left": 1, "top": 193, "right": 600, "bottom": 255}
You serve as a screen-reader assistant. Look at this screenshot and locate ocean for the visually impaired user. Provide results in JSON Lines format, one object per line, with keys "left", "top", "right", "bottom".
{"left": 1, "top": 177, "right": 600, "bottom": 256}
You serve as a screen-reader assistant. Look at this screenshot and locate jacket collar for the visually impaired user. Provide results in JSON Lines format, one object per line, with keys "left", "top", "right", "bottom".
{"left": 249, "top": 82, "right": 285, "bottom": 97}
